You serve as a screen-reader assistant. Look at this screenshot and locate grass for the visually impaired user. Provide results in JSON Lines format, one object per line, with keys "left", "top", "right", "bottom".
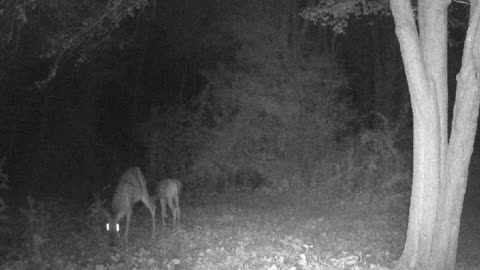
{"left": 1, "top": 188, "right": 480, "bottom": 270}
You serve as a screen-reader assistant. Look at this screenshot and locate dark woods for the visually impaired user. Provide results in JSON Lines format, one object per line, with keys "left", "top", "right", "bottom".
{"left": 0, "top": 0, "right": 425, "bottom": 200}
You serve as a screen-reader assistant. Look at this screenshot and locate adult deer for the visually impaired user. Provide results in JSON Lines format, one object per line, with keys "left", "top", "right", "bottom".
{"left": 156, "top": 179, "right": 182, "bottom": 228}
{"left": 104, "top": 167, "right": 156, "bottom": 247}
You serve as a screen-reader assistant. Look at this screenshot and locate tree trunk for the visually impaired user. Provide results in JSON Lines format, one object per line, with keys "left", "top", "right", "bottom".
{"left": 74, "top": 74, "right": 100, "bottom": 199}
{"left": 429, "top": 1, "right": 480, "bottom": 268}
{"left": 290, "top": 0, "right": 299, "bottom": 61}
{"left": 383, "top": 20, "right": 406, "bottom": 122}
{"left": 391, "top": 0, "right": 480, "bottom": 269}
{"left": 371, "top": 22, "right": 389, "bottom": 120}
{"left": 279, "top": 0, "right": 290, "bottom": 61}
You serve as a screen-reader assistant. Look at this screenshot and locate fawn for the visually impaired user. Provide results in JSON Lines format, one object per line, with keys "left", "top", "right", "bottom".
{"left": 104, "top": 167, "right": 156, "bottom": 247}
{"left": 156, "top": 179, "right": 182, "bottom": 228}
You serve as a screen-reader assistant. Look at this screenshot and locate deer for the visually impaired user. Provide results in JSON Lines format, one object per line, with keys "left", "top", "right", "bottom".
{"left": 103, "top": 167, "right": 156, "bottom": 247}
{"left": 156, "top": 179, "right": 182, "bottom": 228}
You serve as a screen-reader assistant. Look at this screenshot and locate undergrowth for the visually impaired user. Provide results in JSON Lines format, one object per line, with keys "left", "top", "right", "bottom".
{"left": 1, "top": 186, "right": 412, "bottom": 270}
{"left": 1, "top": 169, "right": 478, "bottom": 270}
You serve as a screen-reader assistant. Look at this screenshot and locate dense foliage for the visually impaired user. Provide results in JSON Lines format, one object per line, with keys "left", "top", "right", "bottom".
{"left": 301, "top": 0, "right": 389, "bottom": 33}
{"left": 144, "top": 1, "right": 355, "bottom": 192}
{"left": 0, "top": 0, "right": 149, "bottom": 88}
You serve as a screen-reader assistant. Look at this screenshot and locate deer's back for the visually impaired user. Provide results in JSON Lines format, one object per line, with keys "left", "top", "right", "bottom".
{"left": 112, "top": 167, "right": 146, "bottom": 214}
{"left": 157, "top": 179, "right": 181, "bottom": 199}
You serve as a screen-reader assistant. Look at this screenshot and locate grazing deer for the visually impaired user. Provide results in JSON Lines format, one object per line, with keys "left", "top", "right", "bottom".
{"left": 156, "top": 179, "right": 182, "bottom": 228}
{"left": 104, "top": 167, "right": 156, "bottom": 247}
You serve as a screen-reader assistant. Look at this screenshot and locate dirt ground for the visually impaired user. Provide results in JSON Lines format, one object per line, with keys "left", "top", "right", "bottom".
{"left": 2, "top": 188, "right": 480, "bottom": 270}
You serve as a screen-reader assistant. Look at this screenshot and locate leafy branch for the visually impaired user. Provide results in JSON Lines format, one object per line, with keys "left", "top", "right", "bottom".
{"left": 0, "top": 0, "right": 151, "bottom": 89}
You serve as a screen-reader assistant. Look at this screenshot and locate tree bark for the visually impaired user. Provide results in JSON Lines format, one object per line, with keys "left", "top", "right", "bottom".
{"left": 430, "top": 1, "right": 480, "bottom": 269}
{"left": 391, "top": 0, "right": 480, "bottom": 269}
{"left": 371, "top": 22, "right": 391, "bottom": 120}
{"left": 279, "top": 0, "right": 290, "bottom": 60}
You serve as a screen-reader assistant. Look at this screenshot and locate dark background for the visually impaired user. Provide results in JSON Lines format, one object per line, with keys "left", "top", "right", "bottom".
{"left": 0, "top": 0, "right": 474, "bottom": 203}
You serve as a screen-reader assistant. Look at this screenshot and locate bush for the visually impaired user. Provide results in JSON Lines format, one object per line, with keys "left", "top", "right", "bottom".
{"left": 144, "top": 2, "right": 355, "bottom": 192}
{"left": 186, "top": 16, "right": 354, "bottom": 191}
{"left": 20, "top": 195, "right": 54, "bottom": 264}
{"left": 0, "top": 157, "right": 10, "bottom": 257}
{"left": 320, "top": 112, "right": 411, "bottom": 210}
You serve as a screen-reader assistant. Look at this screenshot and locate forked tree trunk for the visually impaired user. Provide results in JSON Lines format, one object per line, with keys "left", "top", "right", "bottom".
{"left": 390, "top": 0, "right": 480, "bottom": 269}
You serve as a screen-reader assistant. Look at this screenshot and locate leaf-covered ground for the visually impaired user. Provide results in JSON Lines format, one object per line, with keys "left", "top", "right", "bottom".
{"left": 2, "top": 190, "right": 480, "bottom": 270}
